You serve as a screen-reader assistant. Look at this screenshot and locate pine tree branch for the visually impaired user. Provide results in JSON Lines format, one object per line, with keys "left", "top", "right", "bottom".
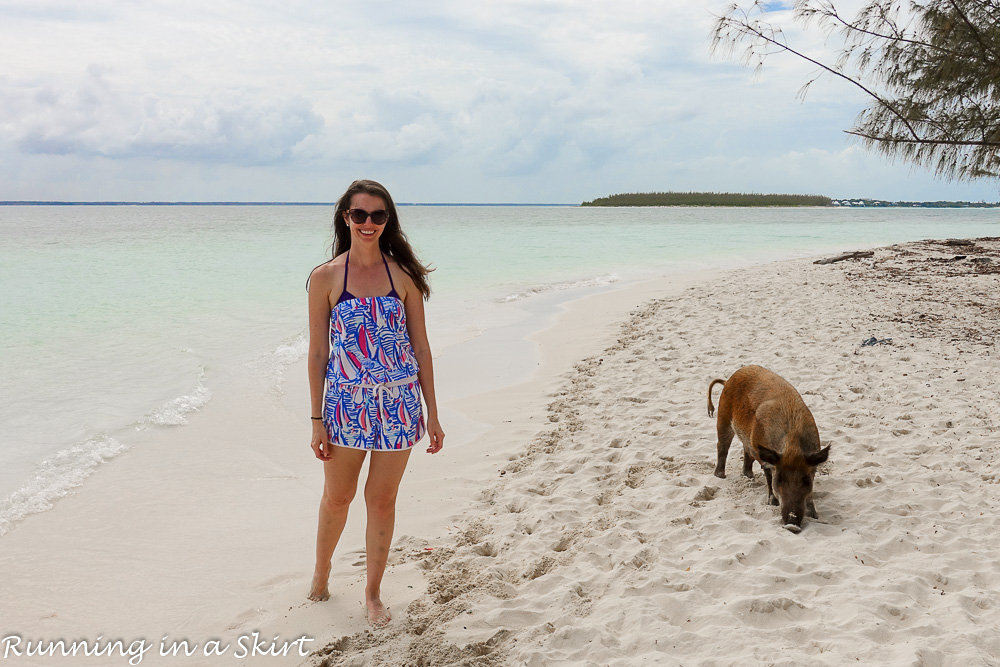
{"left": 715, "top": 13, "right": 923, "bottom": 140}
{"left": 845, "top": 130, "right": 1000, "bottom": 147}
{"left": 805, "top": 1, "right": 949, "bottom": 55}
{"left": 712, "top": 1, "right": 1000, "bottom": 181}
{"left": 945, "top": 0, "right": 994, "bottom": 61}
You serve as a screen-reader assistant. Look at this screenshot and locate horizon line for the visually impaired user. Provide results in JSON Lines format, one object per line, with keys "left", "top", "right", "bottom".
{"left": 0, "top": 201, "right": 576, "bottom": 207}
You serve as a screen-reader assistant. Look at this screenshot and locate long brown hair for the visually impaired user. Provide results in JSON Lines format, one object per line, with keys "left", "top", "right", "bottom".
{"left": 331, "top": 179, "right": 432, "bottom": 300}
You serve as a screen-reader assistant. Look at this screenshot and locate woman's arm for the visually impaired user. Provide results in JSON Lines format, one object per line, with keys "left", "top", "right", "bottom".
{"left": 307, "top": 264, "right": 334, "bottom": 461}
{"left": 399, "top": 271, "right": 444, "bottom": 454}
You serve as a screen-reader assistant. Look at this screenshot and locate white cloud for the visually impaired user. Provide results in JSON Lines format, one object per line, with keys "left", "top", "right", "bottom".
{"left": 0, "top": 0, "right": 995, "bottom": 202}
{"left": 3, "top": 68, "right": 323, "bottom": 165}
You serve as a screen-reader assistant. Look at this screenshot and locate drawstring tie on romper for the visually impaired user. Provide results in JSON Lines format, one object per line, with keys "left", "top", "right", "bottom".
{"left": 346, "top": 374, "right": 419, "bottom": 434}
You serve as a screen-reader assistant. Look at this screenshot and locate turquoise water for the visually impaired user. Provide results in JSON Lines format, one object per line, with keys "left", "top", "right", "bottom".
{"left": 1, "top": 204, "right": 997, "bottom": 533}
{"left": 408, "top": 206, "right": 1000, "bottom": 297}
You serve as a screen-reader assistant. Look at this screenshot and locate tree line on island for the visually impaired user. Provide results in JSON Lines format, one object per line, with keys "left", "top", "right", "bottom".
{"left": 581, "top": 192, "right": 832, "bottom": 207}
{"left": 580, "top": 192, "right": 1000, "bottom": 207}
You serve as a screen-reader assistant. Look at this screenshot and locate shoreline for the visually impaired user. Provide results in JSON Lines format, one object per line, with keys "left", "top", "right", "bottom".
{"left": 0, "top": 258, "right": 720, "bottom": 666}
{"left": 1, "top": 239, "right": 998, "bottom": 666}
{"left": 4, "top": 205, "right": 999, "bottom": 518}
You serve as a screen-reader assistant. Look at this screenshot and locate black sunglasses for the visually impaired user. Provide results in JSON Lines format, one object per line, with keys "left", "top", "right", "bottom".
{"left": 347, "top": 208, "right": 389, "bottom": 225}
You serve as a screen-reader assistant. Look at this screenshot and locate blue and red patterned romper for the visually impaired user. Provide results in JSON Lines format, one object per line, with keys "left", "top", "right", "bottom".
{"left": 323, "top": 252, "right": 426, "bottom": 451}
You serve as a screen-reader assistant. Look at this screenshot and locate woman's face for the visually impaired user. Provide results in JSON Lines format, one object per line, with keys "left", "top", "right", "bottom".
{"left": 343, "top": 192, "right": 389, "bottom": 247}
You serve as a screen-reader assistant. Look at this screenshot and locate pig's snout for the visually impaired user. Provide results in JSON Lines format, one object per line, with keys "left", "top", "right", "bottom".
{"left": 781, "top": 507, "right": 804, "bottom": 534}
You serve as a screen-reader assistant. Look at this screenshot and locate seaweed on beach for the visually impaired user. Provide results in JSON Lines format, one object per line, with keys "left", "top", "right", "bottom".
{"left": 837, "top": 237, "right": 1000, "bottom": 346}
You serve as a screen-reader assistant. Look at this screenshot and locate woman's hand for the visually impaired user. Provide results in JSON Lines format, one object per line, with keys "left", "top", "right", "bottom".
{"left": 425, "top": 416, "right": 445, "bottom": 454}
{"left": 310, "top": 420, "right": 333, "bottom": 461}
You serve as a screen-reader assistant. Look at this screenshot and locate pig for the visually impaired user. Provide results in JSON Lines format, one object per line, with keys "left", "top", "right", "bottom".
{"left": 707, "top": 365, "right": 830, "bottom": 533}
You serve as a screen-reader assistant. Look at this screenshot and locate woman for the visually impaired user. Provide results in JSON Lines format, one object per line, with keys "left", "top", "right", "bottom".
{"left": 306, "top": 179, "right": 444, "bottom": 628}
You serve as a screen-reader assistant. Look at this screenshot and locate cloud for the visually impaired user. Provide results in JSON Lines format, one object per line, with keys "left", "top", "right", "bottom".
{"left": 0, "top": 0, "right": 117, "bottom": 22}
{"left": 4, "top": 67, "right": 323, "bottom": 166}
{"left": 0, "top": 1, "right": 996, "bottom": 202}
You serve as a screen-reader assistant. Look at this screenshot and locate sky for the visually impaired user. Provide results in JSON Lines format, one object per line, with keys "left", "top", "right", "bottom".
{"left": 0, "top": 0, "right": 997, "bottom": 204}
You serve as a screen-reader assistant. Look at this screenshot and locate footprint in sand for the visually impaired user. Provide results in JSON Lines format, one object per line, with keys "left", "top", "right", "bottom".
{"left": 693, "top": 486, "right": 718, "bottom": 501}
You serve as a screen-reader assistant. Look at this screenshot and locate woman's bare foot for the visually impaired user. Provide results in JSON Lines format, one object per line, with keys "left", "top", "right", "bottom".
{"left": 366, "top": 598, "right": 391, "bottom": 629}
{"left": 308, "top": 568, "right": 330, "bottom": 601}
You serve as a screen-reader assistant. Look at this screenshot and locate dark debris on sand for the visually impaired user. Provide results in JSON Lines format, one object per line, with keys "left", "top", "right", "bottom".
{"left": 833, "top": 237, "right": 1000, "bottom": 347}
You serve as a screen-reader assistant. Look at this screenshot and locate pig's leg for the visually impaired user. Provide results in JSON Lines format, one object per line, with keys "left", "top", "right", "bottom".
{"left": 806, "top": 498, "right": 818, "bottom": 519}
{"left": 762, "top": 466, "right": 779, "bottom": 506}
{"left": 741, "top": 448, "right": 755, "bottom": 478}
{"left": 713, "top": 420, "right": 734, "bottom": 478}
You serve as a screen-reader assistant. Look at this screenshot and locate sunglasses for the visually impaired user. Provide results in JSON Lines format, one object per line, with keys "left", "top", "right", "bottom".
{"left": 346, "top": 208, "right": 389, "bottom": 225}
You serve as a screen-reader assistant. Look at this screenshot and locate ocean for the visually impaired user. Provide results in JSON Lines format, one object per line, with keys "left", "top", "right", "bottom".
{"left": 1, "top": 204, "right": 997, "bottom": 535}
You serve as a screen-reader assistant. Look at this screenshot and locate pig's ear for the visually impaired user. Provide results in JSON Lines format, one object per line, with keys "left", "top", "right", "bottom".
{"left": 806, "top": 445, "right": 831, "bottom": 467}
{"left": 758, "top": 446, "right": 781, "bottom": 465}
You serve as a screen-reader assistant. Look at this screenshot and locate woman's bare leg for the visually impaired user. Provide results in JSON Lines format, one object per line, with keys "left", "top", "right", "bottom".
{"left": 362, "top": 448, "right": 412, "bottom": 626}
{"left": 309, "top": 446, "right": 367, "bottom": 601}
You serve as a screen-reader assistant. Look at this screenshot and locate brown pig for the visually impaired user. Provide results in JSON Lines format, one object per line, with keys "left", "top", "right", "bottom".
{"left": 707, "top": 365, "right": 830, "bottom": 533}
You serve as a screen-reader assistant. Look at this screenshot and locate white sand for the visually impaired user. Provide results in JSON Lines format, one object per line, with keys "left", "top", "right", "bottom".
{"left": 1, "top": 239, "right": 998, "bottom": 666}
{"left": 307, "top": 239, "right": 1000, "bottom": 666}
{"left": 0, "top": 267, "right": 703, "bottom": 666}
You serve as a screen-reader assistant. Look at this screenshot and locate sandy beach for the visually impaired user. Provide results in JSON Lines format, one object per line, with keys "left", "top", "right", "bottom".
{"left": 2, "top": 238, "right": 999, "bottom": 666}
{"left": 307, "top": 237, "right": 1000, "bottom": 666}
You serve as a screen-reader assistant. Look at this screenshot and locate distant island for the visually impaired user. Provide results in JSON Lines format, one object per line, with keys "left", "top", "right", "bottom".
{"left": 581, "top": 192, "right": 831, "bottom": 207}
{"left": 0, "top": 201, "right": 568, "bottom": 207}
{"left": 580, "top": 192, "right": 1000, "bottom": 208}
